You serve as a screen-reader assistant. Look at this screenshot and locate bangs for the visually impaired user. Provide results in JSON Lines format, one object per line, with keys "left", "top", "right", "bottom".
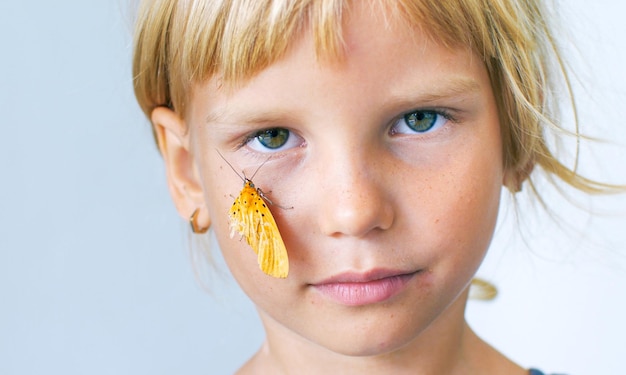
{"left": 133, "top": 0, "right": 347, "bottom": 116}
{"left": 174, "top": 0, "right": 516, "bottom": 83}
{"left": 175, "top": 0, "right": 346, "bottom": 86}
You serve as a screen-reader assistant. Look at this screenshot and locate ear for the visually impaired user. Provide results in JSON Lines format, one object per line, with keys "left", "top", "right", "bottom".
{"left": 151, "top": 106, "right": 211, "bottom": 229}
{"left": 503, "top": 160, "right": 534, "bottom": 193}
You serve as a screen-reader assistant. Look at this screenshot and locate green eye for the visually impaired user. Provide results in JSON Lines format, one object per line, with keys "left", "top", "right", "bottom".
{"left": 256, "top": 128, "right": 290, "bottom": 149}
{"left": 404, "top": 111, "right": 437, "bottom": 132}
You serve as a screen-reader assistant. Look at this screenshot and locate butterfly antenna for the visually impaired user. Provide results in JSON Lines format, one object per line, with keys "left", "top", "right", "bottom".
{"left": 216, "top": 149, "right": 244, "bottom": 182}
{"left": 250, "top": 155, "right": 272, "bottom": 180}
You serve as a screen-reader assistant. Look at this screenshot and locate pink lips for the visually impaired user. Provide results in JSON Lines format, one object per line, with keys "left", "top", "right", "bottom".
{"left": 312, "top": 269, "right": 418, "bottom": 306}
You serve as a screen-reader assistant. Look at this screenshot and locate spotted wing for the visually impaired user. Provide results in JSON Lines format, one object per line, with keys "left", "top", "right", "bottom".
{"left": 229, "top": 182, "right": 289, "bottom": 278}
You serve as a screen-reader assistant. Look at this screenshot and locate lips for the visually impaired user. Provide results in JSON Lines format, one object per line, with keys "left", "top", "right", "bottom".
{"left": 311, "top": 269, "right": 419, "bottom": 306}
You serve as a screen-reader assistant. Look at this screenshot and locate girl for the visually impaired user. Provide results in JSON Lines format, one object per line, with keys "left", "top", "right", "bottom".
{"left": 132, "top": 0, "right": 622, "bottom": 373}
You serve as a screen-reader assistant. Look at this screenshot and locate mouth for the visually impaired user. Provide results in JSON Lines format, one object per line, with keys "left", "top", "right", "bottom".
{"left": 311, "top": 269, "right": 420, "bottom": 306}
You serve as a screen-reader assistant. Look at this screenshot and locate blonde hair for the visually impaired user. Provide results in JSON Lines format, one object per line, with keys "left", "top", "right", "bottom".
{"left": 132, "top": 0, "right": 619, "bottom": 195}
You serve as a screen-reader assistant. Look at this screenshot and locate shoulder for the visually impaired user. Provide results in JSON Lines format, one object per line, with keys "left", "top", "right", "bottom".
{"left": 528, "top": 369, "right": 569, "bottom": 375}
{"left": 235, "top": 349, "right": 268, "bottom": 375}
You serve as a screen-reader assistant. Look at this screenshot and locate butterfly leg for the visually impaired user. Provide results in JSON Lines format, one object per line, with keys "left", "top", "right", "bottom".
{"left": 257, "top": 188, "right": 294, "bottom": 210}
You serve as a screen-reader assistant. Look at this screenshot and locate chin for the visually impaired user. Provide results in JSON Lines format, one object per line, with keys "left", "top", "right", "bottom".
{"left": 307, "top": 307, "right": 431, "bottom": 358}
{"left": 324, "top": 331, "right": 421, "bottom": 359}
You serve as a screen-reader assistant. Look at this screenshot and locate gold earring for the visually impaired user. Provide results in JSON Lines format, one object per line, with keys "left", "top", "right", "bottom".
{"left": 189, "top": 209, "right": 209, "bottom": 234}
{"left": 469, "top": 278, "right": 498, "bottom": 300}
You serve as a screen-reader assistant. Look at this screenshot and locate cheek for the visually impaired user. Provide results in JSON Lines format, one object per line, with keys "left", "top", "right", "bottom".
{"left": 438, "top": 159, "right": 502, "bottom": 265}
{"left": 446, "top": 176, "right": 501, "bottom": 251}
{"left": 408, "top": 142, "right": 503, "bottom": 261}
{"left": 201, "top": 176, "right": 260, "bottom": 279}
{"left": 210, "top": 215, "right": 282, "bottom": 300}
{"left": 449, "top": 123, "right": 503, "bottom": 228}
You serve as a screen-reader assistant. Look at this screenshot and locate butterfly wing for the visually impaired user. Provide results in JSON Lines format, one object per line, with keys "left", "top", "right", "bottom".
{"left": 229, "top": 181, "right": 289, "bottom": 278}
{"left": 254, "top": 201, "right": 289, "bottom": 278}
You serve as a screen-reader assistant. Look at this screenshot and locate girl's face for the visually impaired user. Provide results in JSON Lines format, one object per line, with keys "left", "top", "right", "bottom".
{"left": 176, "top": 4, "right": 505, "bottom": 359}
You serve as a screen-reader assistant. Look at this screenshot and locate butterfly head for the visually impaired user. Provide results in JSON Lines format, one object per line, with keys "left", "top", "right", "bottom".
{"left": 244, "top": 179, "right": 255, "bottom": 189}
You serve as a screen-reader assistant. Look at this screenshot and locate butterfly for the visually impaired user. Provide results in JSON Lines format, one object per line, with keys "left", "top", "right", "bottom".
{"left": 218, "top": 151, "right": 289, "bottom": 278}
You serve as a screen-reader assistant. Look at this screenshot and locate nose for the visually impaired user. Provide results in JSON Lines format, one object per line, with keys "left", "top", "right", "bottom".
{"left": 316, "top": 151, "right": 395, "bottom": 238}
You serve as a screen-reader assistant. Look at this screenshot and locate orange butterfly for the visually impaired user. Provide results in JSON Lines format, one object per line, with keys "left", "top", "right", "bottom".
{"left": 218, "top": 151, "right": 289, "bottom": 278}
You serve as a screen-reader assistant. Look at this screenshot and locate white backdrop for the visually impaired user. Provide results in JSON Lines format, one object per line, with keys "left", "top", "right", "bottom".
{"left": 1, "top": 1, "right": 625, "bottom": 374}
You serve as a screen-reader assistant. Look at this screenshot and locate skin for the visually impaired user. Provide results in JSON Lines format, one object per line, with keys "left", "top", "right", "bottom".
{"left": 152, "top": 3, "right": 527, "bottom": 374}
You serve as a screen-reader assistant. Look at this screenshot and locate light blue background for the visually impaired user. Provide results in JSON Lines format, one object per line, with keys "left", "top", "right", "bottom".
{"left": 1, "top": 1, "right": 625, "bottom": 374}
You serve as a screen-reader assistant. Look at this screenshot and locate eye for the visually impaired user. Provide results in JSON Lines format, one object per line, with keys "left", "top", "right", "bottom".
{"left": 257, "top": 128, "right": 289, "bottom": 148}
{"left": 391, "top": 110, "right": 448, "bottom": 135}
{"left": 247, "top": 128, "right": 302, "bottom": 152}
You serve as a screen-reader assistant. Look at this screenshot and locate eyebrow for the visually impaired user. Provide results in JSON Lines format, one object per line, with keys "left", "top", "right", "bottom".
{"left": 206, "top": 108, "right": 291, "bottom": 127}
{"left": 205, "top": 76, "right": 482, "bottom": 126}
{"left": 391, "top": 77, "right": 482, "bottom": 104}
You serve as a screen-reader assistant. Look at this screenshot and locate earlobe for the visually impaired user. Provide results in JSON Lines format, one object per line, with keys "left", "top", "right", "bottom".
{"left": 503, "top": 160, "right": 534, "bottom": 193}
{"left": 151, "top": 106, "right": 211, "bottom": 230}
